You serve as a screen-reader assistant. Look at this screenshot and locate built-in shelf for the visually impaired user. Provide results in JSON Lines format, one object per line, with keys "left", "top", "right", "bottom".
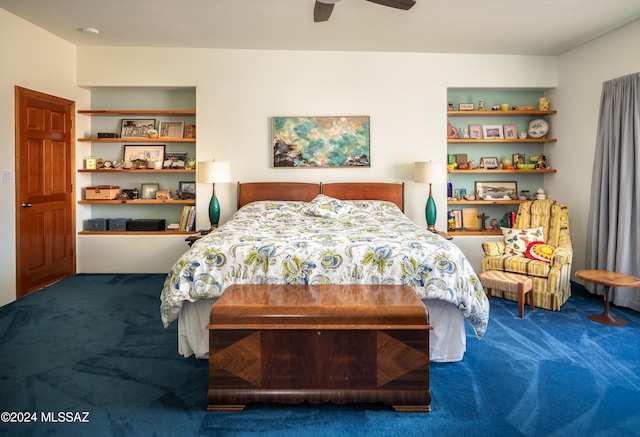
{"left": 448, "top": 169, "right": 556, "bottom": 174}
{"left": 78, "top": 169, "right": 195, "bottom": 173}
{"left": 448, "top": 138, "right": 556, "bottom": 143}
{"left": 448, "top": 200, "right": 526, "bottom": 205}
{"left": 447, "top": 110, "right": 556, "bottom": 116}
{"left": 78, "top": 110, "right": 196, "bottom": 116}
{"left": 78, "top": 230, "right": 194, "bottom": 235}
{"left": 448, "top": 230, "right": 502, "bottom": 236}
{"left": 78, "top": 137, "right": 195, "bottom": 143}
{"left": 78, "top": 199, "right": 196, "bottom": 205}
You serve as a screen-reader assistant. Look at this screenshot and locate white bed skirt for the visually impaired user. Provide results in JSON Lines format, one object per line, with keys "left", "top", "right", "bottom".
{"left": 177, "top": 298, "right": 466, "bottom": 363}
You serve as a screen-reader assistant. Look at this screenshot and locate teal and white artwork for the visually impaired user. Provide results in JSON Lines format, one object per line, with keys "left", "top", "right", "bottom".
{"left": 272, "top": 116, "right": 370, "bottom": 167}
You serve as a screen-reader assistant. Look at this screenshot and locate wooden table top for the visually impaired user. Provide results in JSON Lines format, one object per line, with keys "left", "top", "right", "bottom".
{"left": 207, "top": 284, "right": 430, "bottom": 330}
{"left": 575, "top": 270, "right": 640, "bottom": 288}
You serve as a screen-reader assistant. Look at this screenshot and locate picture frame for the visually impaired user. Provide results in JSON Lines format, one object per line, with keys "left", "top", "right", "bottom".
{"left": 503, "top": 124, "right": 518, "bottom": 139}
{"left": 272, "top": 116, "right": 370, "bottom": 168}
{"left": 482, "top": 125, "right": 504, "bottom": 139}
{"left": 121, "top": 119, "right": 155, "bottom": 138}
{"left": 479, "top": 157, "right": 499, "bottom": 169}
{"left": 179, "top": 181, "right": 196, "bottom": 195}
{"left": 123, "top": 145, "right": 165, "bottom": 166}
{"left": 164, "top": 151, "right": 188, "bottom": 169}
{"left": 121, "top": 189, "right": 136, "bottom": 200}
{"left": 475, "top": 181, "right": 518, "bottom": 200}
{"left": 458, "top": 103, "right": 474, "bottom": 111}
{"left": 469, "top": 124, "right": 483, "bottom": 139}
{"left": 512, "top": 153, "right": 526, "bottom": 166}
{"left": 159, "top": 121, "right": 185, "bottom": 138}
{"left": 141, "top": 183, "right": 159, "bottom": 200}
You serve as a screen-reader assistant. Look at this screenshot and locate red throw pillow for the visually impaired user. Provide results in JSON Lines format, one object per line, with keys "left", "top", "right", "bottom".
{"left": 525, "top": 241, "right": 556, "bottom": 263}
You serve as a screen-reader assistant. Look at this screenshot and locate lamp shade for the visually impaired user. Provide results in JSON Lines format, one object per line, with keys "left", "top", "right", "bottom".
{"left": 197, "top": 161, "right": 231, "bottom": 184}
{"left": 413, "top": 161, "right": 447, "bottom": 184}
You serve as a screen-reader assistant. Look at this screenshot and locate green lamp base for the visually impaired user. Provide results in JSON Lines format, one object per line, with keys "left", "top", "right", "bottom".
{"left": 209, "top": 195, "right": 220, "bottom": 228}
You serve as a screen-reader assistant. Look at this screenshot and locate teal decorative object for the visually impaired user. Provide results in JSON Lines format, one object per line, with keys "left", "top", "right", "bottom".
{"left": 197, "top": 160, "right": 231, "bottom": 229}
{"left": 209, "top": 189, "right": 221, "bottom": 228}
{"left": 426, "top": 183, "right": 437, "bottom": 232}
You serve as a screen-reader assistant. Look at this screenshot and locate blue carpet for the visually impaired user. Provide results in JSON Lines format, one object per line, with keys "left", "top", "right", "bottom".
{"left": 1, "top": 274, "right": 639, "bottom": 436}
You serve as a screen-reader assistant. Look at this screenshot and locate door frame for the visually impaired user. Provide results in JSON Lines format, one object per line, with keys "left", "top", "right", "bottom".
{"left": 14, "top": 86, "right": 76, "bottom": 298}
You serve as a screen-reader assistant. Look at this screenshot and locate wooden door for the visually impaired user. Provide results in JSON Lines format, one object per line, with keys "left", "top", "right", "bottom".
{"left": 15, "top": 86, "right": 76, "bottom": 298}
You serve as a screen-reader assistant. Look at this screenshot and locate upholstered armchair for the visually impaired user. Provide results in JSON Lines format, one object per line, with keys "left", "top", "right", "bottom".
{"left": 481, "top": 199, "right": 573, "bottom": 310}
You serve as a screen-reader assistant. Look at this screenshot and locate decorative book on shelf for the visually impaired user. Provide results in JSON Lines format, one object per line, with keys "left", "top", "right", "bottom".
{"left": 462, "top": 208, "right": 479, "bottom": 230}
{"left": 179, "top": 206, "right": 196, "bottom": 232}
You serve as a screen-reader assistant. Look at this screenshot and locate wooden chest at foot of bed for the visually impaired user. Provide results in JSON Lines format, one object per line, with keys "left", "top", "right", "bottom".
{"left": 206, "top": 284, "right": 432, "bottom": 412}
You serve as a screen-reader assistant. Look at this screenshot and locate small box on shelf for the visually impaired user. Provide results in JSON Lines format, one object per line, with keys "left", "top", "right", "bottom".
{"left": 108, "top": 218, "right": 131, "bottom": 231}
{"left": 127, "top": 219, "right": 166, "bottom": 231}
{"left": 86, "top": 186, "right": 120, "bottom": 200}
{"left": 87, "top": 218, "right": 108, "bottom": 231}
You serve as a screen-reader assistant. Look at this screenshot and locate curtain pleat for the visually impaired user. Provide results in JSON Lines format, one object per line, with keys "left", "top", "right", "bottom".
{"left": 586, "top": 72, "right": 640, "bottom": 310}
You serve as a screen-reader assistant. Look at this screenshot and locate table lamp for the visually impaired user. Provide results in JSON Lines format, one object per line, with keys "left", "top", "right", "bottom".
{"left": 197, "top": 160, "right": 231, "bottom": 229}
{"left": 414, "top": 161, "right": 446, "bottom": 233}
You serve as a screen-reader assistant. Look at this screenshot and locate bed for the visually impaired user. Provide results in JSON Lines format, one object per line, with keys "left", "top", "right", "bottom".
{"left": 161, "top": 182, "right": 489, "bottom": 362}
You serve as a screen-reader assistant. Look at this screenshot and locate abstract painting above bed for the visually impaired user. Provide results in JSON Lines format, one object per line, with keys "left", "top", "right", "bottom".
{"left": 161, "top": 194, "right": 489, "bottom": 337}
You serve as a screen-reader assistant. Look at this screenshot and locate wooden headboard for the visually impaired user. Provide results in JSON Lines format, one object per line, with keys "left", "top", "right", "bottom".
{"left": 237, "top": 182, "right": 405, "bottom": 212}
{"left": 237, "top": 182, "right": 321, "bottom": 209}
{"left": 321, "top": 182, "right": 405, "bottom": 212}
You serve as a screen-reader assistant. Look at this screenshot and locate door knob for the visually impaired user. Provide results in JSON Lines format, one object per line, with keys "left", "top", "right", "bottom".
{"left": 21, "top": 203, "right": 32, "bottom": 208}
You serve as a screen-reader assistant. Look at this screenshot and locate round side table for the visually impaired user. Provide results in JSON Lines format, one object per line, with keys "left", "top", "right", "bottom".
{"left": 575, "top": 269, "right": 640, "bottom": 326}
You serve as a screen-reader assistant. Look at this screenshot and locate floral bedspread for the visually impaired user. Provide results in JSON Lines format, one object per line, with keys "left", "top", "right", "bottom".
{"left": 160, "top": 195, "right": 489, "bottom": 337}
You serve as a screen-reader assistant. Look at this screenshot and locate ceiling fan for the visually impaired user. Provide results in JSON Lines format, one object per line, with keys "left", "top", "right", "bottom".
{"left": 314, "top": 0, "right": 416, "bottom": 23}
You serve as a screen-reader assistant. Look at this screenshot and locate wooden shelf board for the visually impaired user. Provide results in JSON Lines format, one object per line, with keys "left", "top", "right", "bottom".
{"left": 78, "top": 230, "right": 193, "bottom": 235}
{"left": 78, "top": 169, "right": 195, "bottom": 173}
{"left": 78, "top": 110, "right": 195, "bottom": 116}
{"left": 448, "top": 169, "right": 556, "bottom": 174}
{"left": 447, "top": 110, "right": 556, "bottom": 116}
{"left": 78, "top": 199, "right": 196, "bottom": 205}
{"left": 448, "top": 230, "right": 502, "bottom": 236}
{"left": 78, "top": 137, "right": 195, "bottom": 142}
{"left": 447, "top": 138, "right": 556, "bottom": 143}
{"left": 448, "top": 200, "right": 525, "bottom": 205}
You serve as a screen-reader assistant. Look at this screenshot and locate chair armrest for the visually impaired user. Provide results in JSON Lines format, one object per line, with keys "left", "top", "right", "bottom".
{"left": 482, "top": 241, "right": 505, "bottom": 257}
{"left": 551, "top": 246, "right": 572, "bottom": 266}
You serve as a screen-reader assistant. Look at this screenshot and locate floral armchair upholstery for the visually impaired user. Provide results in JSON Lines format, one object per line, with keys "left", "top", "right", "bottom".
{"left": 481, "top": 199, "right": 572, "bottom": 310}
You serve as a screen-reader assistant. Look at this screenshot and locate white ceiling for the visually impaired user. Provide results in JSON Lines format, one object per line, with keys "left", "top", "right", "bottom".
{"left": 2, "top": 0, "right": 640, "bottom": 55}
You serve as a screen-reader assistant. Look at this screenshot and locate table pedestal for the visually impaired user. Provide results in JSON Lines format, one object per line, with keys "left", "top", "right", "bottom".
{"left": 587, "top": 285, "right": 627, "bottom": 326}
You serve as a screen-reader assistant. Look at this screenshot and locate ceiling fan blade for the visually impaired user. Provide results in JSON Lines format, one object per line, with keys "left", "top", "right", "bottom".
{"left": 314, "top": 1, "right": 335, "bottom": 22}
{"left": 365, "top": 0, "right": 416, "bottom": 10}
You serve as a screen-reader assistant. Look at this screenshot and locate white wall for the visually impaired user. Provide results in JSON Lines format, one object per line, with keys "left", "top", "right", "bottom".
{"left": 10, "top": 8, "right": 637, "bottom": 306}
{"left": 0, "top": 10, "right": 90, "bottom": 307}
{"left": 548, "top": 19, "right": 640, "bottom": 277}
{"left": 76, "top": 47, "right": 556, "bottom": 272}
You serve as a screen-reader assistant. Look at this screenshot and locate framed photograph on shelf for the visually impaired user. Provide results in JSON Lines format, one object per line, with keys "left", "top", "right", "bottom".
{"left": 121, "top": 119, "right": 156, "bottom": 138}
{"left": 179, "top": 181, "right": 196, "bottom": 195}
{"left": 469, "top": 124, "right": 483, "bottom": 139}
{"left": 475, "top": 181, "right": 518, "bottom": 200}
{"left": 479, "top": 157, "right": 499, "bottom": 169}
{"left": 159, "top": 121, "right": 185, "bottom": 138}
{"left": 482, "top": 125, "right": 504, "bottom": 139}
{"left": 123, "top": 144, "right": 165, "bottom": 165}
{"left": 503, "top": 124, "right": 518, "bottom": 139}
{"left": 141, "top": 183, "right": 159, "bottom": 199}
{"left": 164, "top": 151, "right": 188, "bottom": 169}
{"left": 512, "top": 153, "right": 526, "bottom": 166}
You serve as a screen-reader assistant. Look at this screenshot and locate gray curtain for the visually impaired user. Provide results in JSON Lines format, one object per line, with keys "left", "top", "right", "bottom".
{"left": 586, "top": 72, "right": 640, "bottom": 310}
